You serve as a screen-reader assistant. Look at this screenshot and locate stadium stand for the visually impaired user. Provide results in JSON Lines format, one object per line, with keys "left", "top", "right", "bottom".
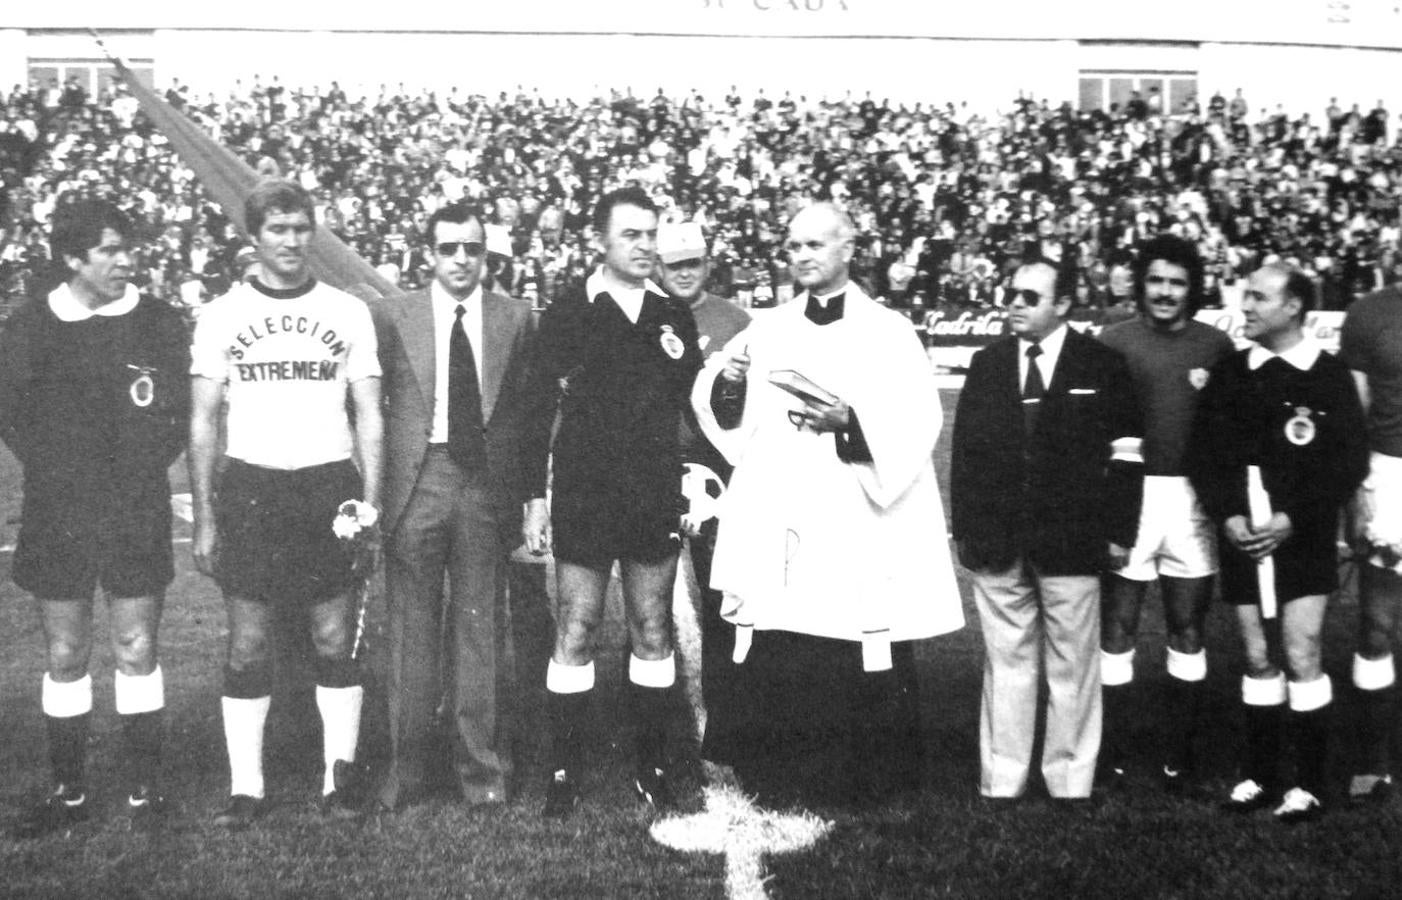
{"left": 0, "top": 79, "right": 1398, "bottom": 319}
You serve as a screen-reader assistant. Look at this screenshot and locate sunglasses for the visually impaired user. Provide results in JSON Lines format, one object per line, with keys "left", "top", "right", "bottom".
{"left": 435, "top": 241, "right": 486, "bottom": 258}
{"left": 1005, "top": 287, "right": 1045, "bottom": 307}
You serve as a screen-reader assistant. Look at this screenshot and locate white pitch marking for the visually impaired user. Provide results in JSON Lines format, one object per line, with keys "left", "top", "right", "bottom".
{"left": 651, "top": 785, "right": 832, "bottom": 900}
{"left": 660, "top": 539, "right": 831, "bottom": 899}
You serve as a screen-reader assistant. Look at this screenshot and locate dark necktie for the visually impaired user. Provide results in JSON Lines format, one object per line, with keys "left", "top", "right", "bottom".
{"left": 804, "top": 291, "right": 845, "bottom": 325}
{"left": 448, "top": 303, "right": 486, "bottom": 470}
{"left": 1022, "top": 342, "right": 1045, "bottom": 435}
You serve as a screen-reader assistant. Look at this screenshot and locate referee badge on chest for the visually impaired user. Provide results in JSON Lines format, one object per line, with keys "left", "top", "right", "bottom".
{"left": 1284, "top": 405, "right": 1316, "bottom": 446}
{"left": 126, "top": 364, "right": 156, "bottom": 408}
{"left": 659, "top": 324, "right": 685, "bottom": 361}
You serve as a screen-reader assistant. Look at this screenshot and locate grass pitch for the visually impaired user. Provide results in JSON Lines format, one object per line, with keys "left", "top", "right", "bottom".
{"left": 1, "top": 390, "right": 1400, "bottom": 898}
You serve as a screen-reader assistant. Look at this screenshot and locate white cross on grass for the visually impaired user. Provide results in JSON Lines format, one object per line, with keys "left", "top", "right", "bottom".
{"left": 651, "top": 784, "right": 832, "bottom": 900}
{"left": 657, "top": 556, "right": 833, "bottom": 898}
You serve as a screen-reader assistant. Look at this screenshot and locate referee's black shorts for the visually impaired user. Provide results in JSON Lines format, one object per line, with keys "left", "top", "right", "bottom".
{"left": 14, "top": 480, "right": 172, "bottom": 600}
{"left": 214, "top": 457, "right": 360, "bottom": 605}
{"left": 1218, "top": 526, "right": 1339, "bottom": 607}
{"left": 551, "top": 485, "right": 682, "bottom": 570}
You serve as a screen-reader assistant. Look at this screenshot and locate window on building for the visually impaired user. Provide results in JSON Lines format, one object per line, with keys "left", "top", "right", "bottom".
{"left": 27, "top": 59, "right": 153, "bottom": 100}
{"left": 1079, "top": 71, "right": 1197, "bottom": 115}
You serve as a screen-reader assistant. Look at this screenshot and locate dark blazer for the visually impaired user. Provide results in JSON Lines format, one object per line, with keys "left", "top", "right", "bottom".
{"left": 371, "top": 288, "right": 538, "bottom": 535}
{"left": 951, "top": 326, "right": 1143, "bottom": 576}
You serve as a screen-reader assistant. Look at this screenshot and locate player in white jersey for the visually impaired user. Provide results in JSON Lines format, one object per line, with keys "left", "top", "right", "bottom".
{"left": 189, "top": 180, "right": 382, "bottom": 829}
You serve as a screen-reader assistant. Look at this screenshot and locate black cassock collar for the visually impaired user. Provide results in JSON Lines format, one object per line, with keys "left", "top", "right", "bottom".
{"left": 804, "top": 291, "right": 845, "bottom": 326}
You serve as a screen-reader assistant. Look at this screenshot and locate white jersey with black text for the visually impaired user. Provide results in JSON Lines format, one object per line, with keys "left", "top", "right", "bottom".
{"left": 190, "top": 279, "right": 380, "bottom": 470}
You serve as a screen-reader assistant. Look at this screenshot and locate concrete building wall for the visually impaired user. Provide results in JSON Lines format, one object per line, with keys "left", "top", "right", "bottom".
{"left": 0, "top": 30, "right": 28, "bottom": 93}
{"left": 137, "top": 31, "right": 1084, "bottom": 111}
{"left": 9, "top": 0, "right": 1402, "bottom": 48}
{"left": 8, "top": 3, "right": 1400, "bottom": 116}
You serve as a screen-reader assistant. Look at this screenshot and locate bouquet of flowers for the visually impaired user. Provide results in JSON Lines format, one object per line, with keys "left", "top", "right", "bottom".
{"left": 334, "top": 500, "right": 381, "bottom": 562}
{"left": 333, "top": 500, "right": 380, "bottom": 659}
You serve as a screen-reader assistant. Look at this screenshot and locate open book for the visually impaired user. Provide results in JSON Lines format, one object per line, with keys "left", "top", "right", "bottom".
{"left": 768, "top": 369, "right": 838, "bottom": 406}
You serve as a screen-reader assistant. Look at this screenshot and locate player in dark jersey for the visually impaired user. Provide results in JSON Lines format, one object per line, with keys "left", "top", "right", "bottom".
{"left": 0, "top": 198, "right": 190, "bottom": 836}
{"left": 1339, "top": 282, "right": 1402, "bottom": 802}
{"left": 1097, "top": 235, "right": 1234, "bottom": 794}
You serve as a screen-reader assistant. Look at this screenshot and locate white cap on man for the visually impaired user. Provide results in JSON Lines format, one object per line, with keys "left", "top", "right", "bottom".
{"left": 657, "top": 222, "right": 707, "bottom": 264}
{"left": 486, "top": 223, "right": 513, "bottom": 258}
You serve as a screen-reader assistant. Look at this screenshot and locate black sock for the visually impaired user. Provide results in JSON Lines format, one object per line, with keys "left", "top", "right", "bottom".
{"left": 629, "top": 683, "right": 670, "bottom": 772}
{"left": 546, "top": 690, "right": 590, "bottom": 775}
{"left": 1356, "top": 685, "right": 1394, "bottom": 775}
{"left": 1102, "top": 681, "right": 1134, "bottom": 773}
{"left": 46, "top": 713, "right": 90, "bottom": 792}
{"left": 121, "top": 710, "right": 164, "bottom": 795}
{"left": 1164, "top": 677, "right": 1204, "bottom": 774}
{"left": 1243, "top": 702, "right": 1283, "bottom": 791}
{"left": 1290, "top": 704, "right": 1331, "bottom": 797}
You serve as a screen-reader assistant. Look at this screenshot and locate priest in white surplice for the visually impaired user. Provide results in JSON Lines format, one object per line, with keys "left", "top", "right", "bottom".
{"left": 690, "top": 203, "right": 963, "bottom": 806}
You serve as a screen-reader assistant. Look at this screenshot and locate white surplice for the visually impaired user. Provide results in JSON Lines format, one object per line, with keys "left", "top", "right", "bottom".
{"left": 691, "top": 286, "right": 964, "bottom": 647}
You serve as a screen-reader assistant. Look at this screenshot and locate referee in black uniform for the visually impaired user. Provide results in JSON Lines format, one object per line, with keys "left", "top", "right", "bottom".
{"left": 1188, "top": 263, "right": 1368, "bottom": 822}
{"left": 0, "top": 198, "right": 190, "bottom": 836}
{"left": 522, "top": 187, "right": 703, "bottom": 817}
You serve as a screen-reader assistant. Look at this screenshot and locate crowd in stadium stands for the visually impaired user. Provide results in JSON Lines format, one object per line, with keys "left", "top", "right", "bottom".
{"left": 0, "top": 74, "right": 1400, "bottom": 318}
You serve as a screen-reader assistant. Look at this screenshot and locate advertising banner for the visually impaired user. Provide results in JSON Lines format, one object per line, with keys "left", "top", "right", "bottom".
{"left": 924, "top": 304, "right": 1346, "bottom": 376}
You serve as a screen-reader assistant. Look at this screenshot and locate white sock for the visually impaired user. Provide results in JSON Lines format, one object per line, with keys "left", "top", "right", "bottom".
{"left": 221, "top": 695, "right": 271, "bottom": 799}
{"left": 42, "top": 672, "right": 93, "bottom": 717}
{"left": 1166, "top": 648, "right": 1207, "bottom": 683}
{"left": 115, "top": 666, "right": 165, "bottom": 714}
{"left": 1288, "top": 675, "right": 1333, "bottom": 713}
{"left": 1354, "top": 653, "right": 1396, "bottom": 691}
{"left": 1242, "top": 672, "right": 1287, "bottom": 707}
{"left": 546, "top": 659, "right": 596, "bottom": 694}
{"left": 316, "top": 685, "right": 364, "bottom": 795}
{"left": 1100, "top": 648, "right": 1135, "bottom": 687}
{"left": 628, "top": 652, "right": 676, "bottom": 689}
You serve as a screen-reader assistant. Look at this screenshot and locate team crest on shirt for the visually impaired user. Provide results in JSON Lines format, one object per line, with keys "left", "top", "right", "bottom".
{"left": 1188, "top": 368, "right": 1209, "bottom": 390}
{"left": 659, "top": 324, "right": 685, "bottom": 360}
{"left": 1285, "top": 406, "right": 1316, "bottom": 446}
{"left": 126, "top": 364, "right": 156, "bottom": 408}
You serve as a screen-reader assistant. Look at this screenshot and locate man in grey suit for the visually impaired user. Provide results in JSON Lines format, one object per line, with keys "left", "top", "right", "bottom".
{"left": 371, "top": 204, "right": 539, "bottom": 810}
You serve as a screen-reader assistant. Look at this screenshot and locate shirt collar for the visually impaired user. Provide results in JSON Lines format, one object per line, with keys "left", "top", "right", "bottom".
{"left": 585, "top": 266, "right": 665, "bottom": 303}
{"left": 48, "top": 282, "right": 139, "bottom": 322}
{"left": 430, "top": 278, "right": 482, "bottom": 312}
{"left": 248, "top": 276, "right": 316, "bottom": 299}
{"left": 1020, "top": 322, "right": 1069, "bottom": 359}
{"left": 1247, "top": 338, "right": 1321, "bottom": 371}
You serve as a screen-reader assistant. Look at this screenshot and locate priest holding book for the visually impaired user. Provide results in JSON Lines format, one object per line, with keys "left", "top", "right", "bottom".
{"left": 690, "top": 203, "right": 963, "bottom": 806}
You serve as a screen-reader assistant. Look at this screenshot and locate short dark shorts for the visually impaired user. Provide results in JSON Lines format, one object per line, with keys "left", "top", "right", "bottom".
{"left": 551, "top": 487, "right": 681, "bottom": 569}
{"left": 13, "top": 483, "right": 173, "bottom": 600}
{"left": 1218, "top": 531, "right": 1338, "bottom": 606}
{"left": 215, "top": 458, "right": 361, "bottom": 605}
